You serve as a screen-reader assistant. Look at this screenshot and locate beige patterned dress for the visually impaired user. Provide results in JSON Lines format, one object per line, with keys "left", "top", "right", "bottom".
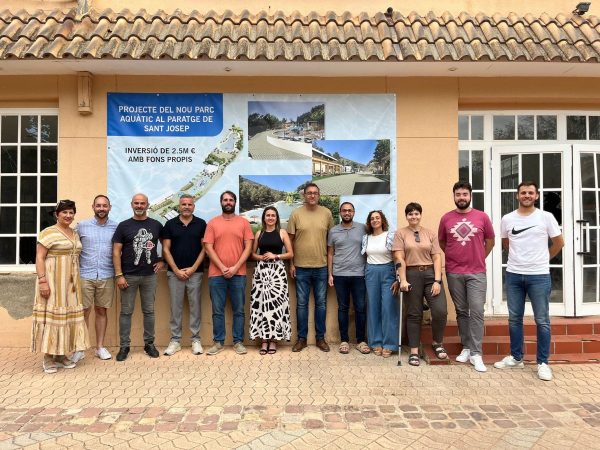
{"left": 31, "top": 226, "right": 89, "bottom": 355}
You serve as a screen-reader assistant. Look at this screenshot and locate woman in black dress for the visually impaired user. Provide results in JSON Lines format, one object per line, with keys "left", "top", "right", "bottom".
{"left": 249, "top": 206, "right": 294, "bottom": 354}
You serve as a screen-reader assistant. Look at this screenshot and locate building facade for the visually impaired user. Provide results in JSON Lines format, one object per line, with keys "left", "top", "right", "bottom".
{"left": 1, "top": 0, "right": 599, "bottom": 346}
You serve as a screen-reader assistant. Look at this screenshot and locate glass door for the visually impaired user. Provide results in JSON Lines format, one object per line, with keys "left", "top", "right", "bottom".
{"left": 573, "top": 145, "right": 600, "bottom": 316}
{"left": 491, "top": 145, "right": 573, "bottom": 316}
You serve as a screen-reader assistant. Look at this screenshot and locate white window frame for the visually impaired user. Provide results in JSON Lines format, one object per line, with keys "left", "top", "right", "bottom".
{"left": 0, "top": 108, "right": 59, "bottom": 272}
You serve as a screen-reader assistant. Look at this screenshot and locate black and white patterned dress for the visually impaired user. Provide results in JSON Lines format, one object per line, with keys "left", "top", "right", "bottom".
{"left": 249, "top": 230, "right": 291, "bottom": 340}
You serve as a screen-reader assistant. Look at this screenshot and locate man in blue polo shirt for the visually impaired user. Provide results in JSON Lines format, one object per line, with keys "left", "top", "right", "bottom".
{"left": 162, "top": 194, "right": 207, "bottom": 356}
{"left": 73, "top": 194, "right": 118, "bottom": 362}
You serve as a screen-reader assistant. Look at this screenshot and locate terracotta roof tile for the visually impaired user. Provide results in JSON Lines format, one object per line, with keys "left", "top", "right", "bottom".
{"left": 1, "top": 7, "right": 600, "bottom": 62}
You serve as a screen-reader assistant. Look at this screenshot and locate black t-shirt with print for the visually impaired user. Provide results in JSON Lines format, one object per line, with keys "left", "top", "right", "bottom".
{"left": 113, "top": 217, "right": 163, "bottom": 276}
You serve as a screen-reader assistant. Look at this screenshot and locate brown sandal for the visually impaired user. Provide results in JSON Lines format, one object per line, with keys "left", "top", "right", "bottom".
{"left": 356, "top": 342, "right": 371, "bottom": 354}
{"left": 373, "top": 347, "right": 383, "bottom": 356}
{"left": 382, "top": 349, "right": 392, "bottom": 358}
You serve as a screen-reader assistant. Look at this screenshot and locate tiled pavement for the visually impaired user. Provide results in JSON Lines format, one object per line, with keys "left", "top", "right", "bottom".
{"left": 1, "top": 346, "right": 600, "bottom": 449}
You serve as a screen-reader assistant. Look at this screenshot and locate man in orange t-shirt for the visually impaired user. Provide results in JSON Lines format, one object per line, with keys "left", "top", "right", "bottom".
{"left": 203, "top": 191, "right": 254, "bottom": 356}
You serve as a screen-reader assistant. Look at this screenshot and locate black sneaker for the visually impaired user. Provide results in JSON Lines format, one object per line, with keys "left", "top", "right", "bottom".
{"left": 144, "top": 343, "right": 159, "bottom": 358}
{"left": 116, "top": 347, "right": 130, "bottom": 362}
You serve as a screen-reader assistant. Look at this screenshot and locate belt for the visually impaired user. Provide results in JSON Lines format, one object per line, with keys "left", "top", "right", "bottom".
{"left": 406, "top": 265, "right": 433, "bottom": 272}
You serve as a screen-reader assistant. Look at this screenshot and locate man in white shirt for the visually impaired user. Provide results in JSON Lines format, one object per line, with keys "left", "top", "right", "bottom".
{"left": 494, "top": 181, "right": 564, "bottom": 381}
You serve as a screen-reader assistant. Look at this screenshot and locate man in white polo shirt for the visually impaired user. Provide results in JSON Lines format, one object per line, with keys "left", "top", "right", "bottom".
{"left": 494, "top": 181, "right": 564, "bottom": 381}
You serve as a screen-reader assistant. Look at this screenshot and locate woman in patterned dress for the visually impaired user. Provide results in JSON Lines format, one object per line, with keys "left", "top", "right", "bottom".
{"left": 249, "top": 206, "right": 293, "bottom": 354}
{"left": 32, "top": 200, "right": 89, "bottom": 373}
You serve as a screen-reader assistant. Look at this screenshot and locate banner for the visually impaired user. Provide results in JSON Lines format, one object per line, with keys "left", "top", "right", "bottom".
{"left": 107, "top": 93, "right": 397, "bottom": 229}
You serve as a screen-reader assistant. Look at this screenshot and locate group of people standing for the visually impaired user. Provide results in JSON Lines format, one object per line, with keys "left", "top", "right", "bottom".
{"left": 31, "top": 180, "right": 563, "bottom": 381}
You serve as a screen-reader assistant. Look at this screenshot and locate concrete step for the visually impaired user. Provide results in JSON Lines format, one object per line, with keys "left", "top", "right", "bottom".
{"left": 416, "top": 317, "right": 600, "bottom": 364}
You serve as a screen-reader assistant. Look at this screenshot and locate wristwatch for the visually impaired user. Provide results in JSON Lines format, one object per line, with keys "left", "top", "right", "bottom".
{"left": 434, "top": 279, "right": 442, "bottom": 284}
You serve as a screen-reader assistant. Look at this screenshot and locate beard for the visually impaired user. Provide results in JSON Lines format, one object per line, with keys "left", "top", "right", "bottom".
{"left": 133, "top": 208, "right": 146, "bottom": 216}
{"left": 221, "top": 204, "right": 235, "bottom": 214}
{"left": 454, "top": 199, "right": 471, "bottom": 211}
{"left": 341, "top": 216, "right": 353, "bottom": 224}
{"left": 95, "top": 211, "right": 107, "bottom": 219}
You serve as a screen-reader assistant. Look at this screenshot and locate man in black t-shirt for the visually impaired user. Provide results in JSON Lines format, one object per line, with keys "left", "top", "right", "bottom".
{"left": 162, "top": 194, "right": 207, "bottom": 356}
{"left": 112, "top": 193, "right": 164, "bottom": 361}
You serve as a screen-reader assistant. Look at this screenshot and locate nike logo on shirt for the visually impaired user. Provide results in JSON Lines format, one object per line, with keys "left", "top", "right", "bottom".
{"left": 511, "top": 226, "right": 535, "bottom": 235}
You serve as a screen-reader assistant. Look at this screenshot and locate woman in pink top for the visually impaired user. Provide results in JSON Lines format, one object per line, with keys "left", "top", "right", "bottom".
{"left": 393, "top": 202, "right": 448, "bottom": 367}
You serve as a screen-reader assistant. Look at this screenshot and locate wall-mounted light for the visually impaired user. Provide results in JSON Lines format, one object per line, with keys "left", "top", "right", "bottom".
{"left": 573, "top": 2, "right": 591, "bottom": 15}
{"left": 224, "top": 67, "right": 232, "bottom": 72}
{"left": 448, "top": 67, "right": 458, "bottom": 72}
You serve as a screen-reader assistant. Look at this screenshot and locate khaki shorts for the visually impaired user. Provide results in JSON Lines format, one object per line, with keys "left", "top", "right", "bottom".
{"left": 81, "top": 278, "right": 116, "bottom": 309}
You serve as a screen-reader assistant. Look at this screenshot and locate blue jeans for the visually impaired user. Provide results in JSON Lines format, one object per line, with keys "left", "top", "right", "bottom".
{"left": 119, "top": 274, "right": 157, "bottom": 347}
{"left": 295, "top": 267, "right": 328, "bottom": 340}
{"left": 208, "top": 275, "right": 246, "bottom": 344}
{"left": 505, "top": 271, "right": 552, "bottom": 364}
{"left": 365, "top": 262, "right": 399, "bottom": 350}
{"left": 333, "top": 276, "right": 367, "bottom": 343}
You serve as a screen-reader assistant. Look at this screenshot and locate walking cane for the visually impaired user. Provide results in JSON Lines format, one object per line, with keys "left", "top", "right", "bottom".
{"left": 397, "top": 271, "right": 411, "bottom": 366}
{"left": 397, "top": 286, "right": 403, "bottom": 366}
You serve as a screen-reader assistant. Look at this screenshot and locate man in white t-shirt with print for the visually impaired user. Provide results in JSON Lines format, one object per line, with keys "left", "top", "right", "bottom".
{"left": 494, "top": 181, "right": 564, "bottom": 381}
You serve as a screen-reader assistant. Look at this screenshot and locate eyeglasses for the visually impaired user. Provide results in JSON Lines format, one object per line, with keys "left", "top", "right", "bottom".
{"left": 414, "top": 231, "right": 421, "bottom": 243}
{"left": 305, "top": 191, "right": 319, "bottom": 196}
{"left": 340, "top": 209, "right": 354, "bottom": 213}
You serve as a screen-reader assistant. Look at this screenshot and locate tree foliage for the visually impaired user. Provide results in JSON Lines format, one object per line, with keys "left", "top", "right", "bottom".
{"left": 369, "top": 139, "right": 391, "bottom": 175}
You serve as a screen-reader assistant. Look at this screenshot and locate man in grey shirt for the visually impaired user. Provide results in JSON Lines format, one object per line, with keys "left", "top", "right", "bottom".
{"left": 327, "top": 202, "right": 369, "bottom": 354}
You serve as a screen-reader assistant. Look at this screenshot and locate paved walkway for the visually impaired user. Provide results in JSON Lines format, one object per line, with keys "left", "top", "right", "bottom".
{"left": 1, "top": 346, "right": 600, "bottom": 449}
{"left": 248, "top": 131, "right": 310, "bottom": 160}
{"left": 314, "top": 173, "right": 388, "bottom": 196}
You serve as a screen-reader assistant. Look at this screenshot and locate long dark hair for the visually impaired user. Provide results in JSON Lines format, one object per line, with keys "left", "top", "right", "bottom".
{"left": 261, "top": 206, "right": 281, "bottom": 232}
{"left": 365, "top": 210, "right": 389, "bottom": 234}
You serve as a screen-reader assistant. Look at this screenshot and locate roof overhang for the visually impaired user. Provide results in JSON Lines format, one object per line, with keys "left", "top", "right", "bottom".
{"left": 2, "top": 59, "right": 600, "bottom": 77}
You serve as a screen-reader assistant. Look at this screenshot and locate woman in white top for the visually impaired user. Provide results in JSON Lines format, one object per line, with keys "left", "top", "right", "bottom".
{"left": 361, "top": 210, "right": 399, "bottom": 358}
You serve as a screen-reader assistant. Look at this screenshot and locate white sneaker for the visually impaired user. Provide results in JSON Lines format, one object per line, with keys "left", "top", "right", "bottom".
{"left": 164, "top": 341, "right": 181, "bottom": 356}
{"left": 493, "top": 355, "right": 525, "bottom": 369}
{"left": 192, "top": 341, "right": 203, "bottom": 355}
{"left": 71, "top": 351, "right": 85, "bottom": 363}
{"left": 469, "top": 354, "right": 487, "bottom": 372}
{"left": 455, "top": 348, "right": 470, "bottom": 363}
{"left": 537, "top": 363, "right": 553, "bottom": 381}
{"left": 95, "top": 347, "right": 112, "bottom": 360}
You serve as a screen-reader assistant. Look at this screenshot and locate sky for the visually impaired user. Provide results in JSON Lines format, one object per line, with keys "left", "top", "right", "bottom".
{"left": 242, "top": 175, "right": 311, "bottom": 192}
{"left": 248, "top": 101, "right": 323, "bottom": 121}
{"left": 313, "top": 139, "right": 379, "bottom": 165}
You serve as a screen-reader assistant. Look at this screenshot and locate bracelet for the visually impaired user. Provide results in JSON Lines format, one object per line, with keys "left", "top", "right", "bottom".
{"left": 38, "top": 280, "right": 48, "bottom": 284}
{"left": 395, "top": 262, "right": 401, "bottom": 270}
{"left": 434, "top": 279, "right": 442, "bottom": 284}
{"left": 37, "top": 274, "right": 46, "bottom": 279}
{"left": 115, "top": 273, "right": 124, "bottom": 278}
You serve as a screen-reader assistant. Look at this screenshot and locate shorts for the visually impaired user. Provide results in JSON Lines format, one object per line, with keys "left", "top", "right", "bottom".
{"left": 81, "top": 278, "right": 116, "bottom": 309}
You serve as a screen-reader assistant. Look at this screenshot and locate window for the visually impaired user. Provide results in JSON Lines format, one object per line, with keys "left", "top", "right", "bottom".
{"left": 566, "top": 115, "right": 600, "bottom": 140}
{"left": 0, "top": 111, "right": 58, "bottom": 265}
{"left": 493, "top": 114, "right": 557, "bottom": 140}
{"left": 458, "top": 115, "right": 484, "bottom": 140}
{"left": 458, "top": 149, "right": 485, "bottom": 210}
